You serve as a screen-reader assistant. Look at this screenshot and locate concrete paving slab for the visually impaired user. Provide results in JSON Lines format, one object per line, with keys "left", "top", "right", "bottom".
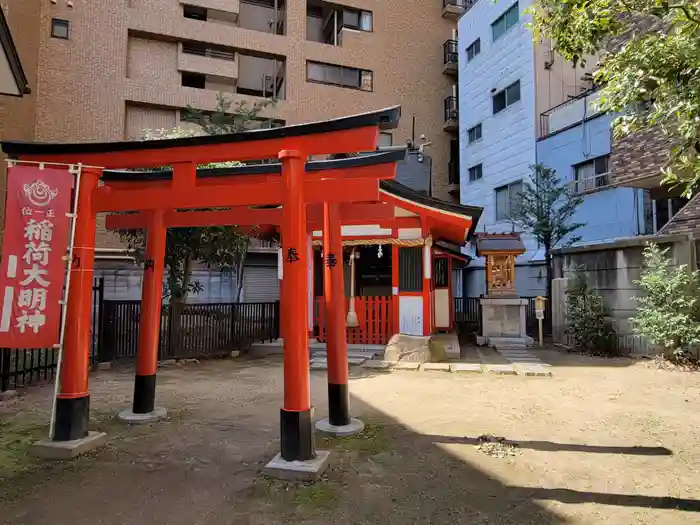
{"left": 263, "top": 451, "right": 331, "bottom": 481}
{"left": 515, "top": 364, "right": 553, "bottom": 377}
{"left": 486, "top": 364, "right": 517, "bottom": 375}
{"left": 421, "top": 363, "right": 451, "bottom": 372}
{"left": 361, "top": 360, "right": 391, "bottom": 369}
{"left": 450, "top": 363, "right": 483, "bottom": 374}
{"left": 390, "top": 362, "right": 420, "bottom": 371}
{"left": 32, "top": 431, "right": 108, "bottom": 460}
{"left": 347, "top": 357, "right": 367, "bottom": 366}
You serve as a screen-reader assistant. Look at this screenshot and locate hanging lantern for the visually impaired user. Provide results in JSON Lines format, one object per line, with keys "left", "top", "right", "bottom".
{"left": 377, "top": 244, "right": 383, "bottom": 258}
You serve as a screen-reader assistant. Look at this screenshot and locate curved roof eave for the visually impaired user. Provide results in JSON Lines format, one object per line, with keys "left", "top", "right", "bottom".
{"left": 379, "top": 179, "right": 483, "bottom": 241}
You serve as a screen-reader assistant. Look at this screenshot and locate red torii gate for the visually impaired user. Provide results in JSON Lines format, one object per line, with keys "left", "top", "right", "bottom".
{"left": 1, "top": 107, "right": 402, "bottom": 473}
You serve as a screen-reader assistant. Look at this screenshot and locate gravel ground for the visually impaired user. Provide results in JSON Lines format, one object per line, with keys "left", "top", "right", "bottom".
{"left": 1, "top": 349, "right": 699, "bottom": 524}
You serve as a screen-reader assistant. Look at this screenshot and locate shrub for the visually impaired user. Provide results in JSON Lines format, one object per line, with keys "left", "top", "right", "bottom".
{"left": 566, "top": 267, "right": 617, "bottom": 355}
{"left": 633, "top": 243, "right": 700, "bottom": 362}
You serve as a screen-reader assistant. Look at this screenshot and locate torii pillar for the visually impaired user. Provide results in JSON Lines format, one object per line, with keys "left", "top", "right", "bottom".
{"left": 35, "top": 167, "right": 108, "bottom": 456}
{"left": 315, "top": 202, "right": 363, "bottom": 436}
{"left": 265, "top": 149, "right": 330, "bottom": 477}
{"left": 117, "top": 209, "right": 168, "bottom": 423}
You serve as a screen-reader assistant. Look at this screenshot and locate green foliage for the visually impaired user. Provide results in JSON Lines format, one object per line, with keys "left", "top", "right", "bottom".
{"left": 510, "top": 164, "right": 584, "bottom": 299}
{"left": 633, "top": 242, "right": 700, "bottom": 358}
{"left": 118, "top": 93, "right": 273, "bottom": 302}
{"left": 528, "top": 0, "right": 700, "bottom": 195}
{"left": 566, "top": 267, "right": 617, "bottom": 355}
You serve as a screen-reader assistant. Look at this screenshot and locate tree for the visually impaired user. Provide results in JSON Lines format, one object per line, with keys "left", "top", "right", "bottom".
{"left": 118, "top": 93, "right": 274, "bottom": 306}
{"left": 633, "top": 242, "right": 700, "bottom": 361}
{"left": 528, "top": 0, "right": 700, "bottom": 195}
{"left": 566, "top": 267, "right": 616, "bottom": 355}
{"left": 509, "top": 164, "right": 584, "bottom": 301}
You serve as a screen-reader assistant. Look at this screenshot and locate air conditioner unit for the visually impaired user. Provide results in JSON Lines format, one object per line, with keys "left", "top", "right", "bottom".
{"left": 448, "top": 109, "right": 458, "bottom": 120}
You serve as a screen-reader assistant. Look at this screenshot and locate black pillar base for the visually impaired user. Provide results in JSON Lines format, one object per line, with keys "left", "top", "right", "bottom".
{"left": 132, "top": 374, "right": 156, "bottom": 414}
{"left": 54, "top": 395, "right": 89, "bottom": 442}
{"left": 280, "top": 408, "right": 315, "bottom": 461}
{"left": 328, "top": 383, "right": 350, "bottom": 427}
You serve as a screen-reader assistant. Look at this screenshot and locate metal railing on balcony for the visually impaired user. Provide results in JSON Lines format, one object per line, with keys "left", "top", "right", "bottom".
{"left": 182, "top": 43, "right": 235, "bottom": 62}
{"left": 443, "top": 39, "right": 458, "bottom": 65}
{"left": 443, "top": 0, "right": 479, "bottom": 10}
{"left": 539, "top": 86, "right": 601, "bottom": 138}
{"left": 448, "top": 160, "right": 460, "bottom": 185}
{"left": 444, "top": 96, "right": 458, "bottom": 122}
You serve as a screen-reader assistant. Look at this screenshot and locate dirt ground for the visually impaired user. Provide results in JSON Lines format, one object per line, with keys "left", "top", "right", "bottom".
{"left": 1, "top": 348, "right": 700, "bottom": 525}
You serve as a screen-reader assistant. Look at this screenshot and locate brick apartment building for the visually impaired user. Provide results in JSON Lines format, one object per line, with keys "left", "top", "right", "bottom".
{"left": 0, "top": 0, "right": 466, "bottom": 301}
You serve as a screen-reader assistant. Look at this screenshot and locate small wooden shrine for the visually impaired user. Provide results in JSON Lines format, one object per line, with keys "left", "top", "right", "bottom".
{"left": 474, "top": 232, "right": 526, "bottom": 297}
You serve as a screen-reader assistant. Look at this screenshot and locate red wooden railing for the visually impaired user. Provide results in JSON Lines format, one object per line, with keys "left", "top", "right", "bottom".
{"left": 314, "top": 296, "right": 393, "bottom": 345}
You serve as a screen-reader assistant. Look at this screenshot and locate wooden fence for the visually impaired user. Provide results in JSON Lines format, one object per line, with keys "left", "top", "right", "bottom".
{"left": 314, "top": 296, "right": 393, "bottom": 345}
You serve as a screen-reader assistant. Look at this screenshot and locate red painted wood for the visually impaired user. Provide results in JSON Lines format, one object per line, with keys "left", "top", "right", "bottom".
{"left": 314, "top": 296, "right": 392, "bottom": 345}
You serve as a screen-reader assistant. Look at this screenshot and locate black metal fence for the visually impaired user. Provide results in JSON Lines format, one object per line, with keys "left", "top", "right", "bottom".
{"left": 0, "top": 276, "right": 280, "bottom": 391}
{"left": 0, "top": 278, "right": 104, "bottom": 392}
{"left": 454, "top": 296, "right": 552, "bottom": 337}
{"left": 99, "top": 300, "right": 280, "bottom": 362}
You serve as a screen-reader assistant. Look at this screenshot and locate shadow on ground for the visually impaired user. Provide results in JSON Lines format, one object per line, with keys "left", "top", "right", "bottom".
{"left": 0, "top": 357, "right": 697, "bottom": 525}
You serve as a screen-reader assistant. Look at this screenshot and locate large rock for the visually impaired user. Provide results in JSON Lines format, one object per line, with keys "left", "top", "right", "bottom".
{"left": 383, "top": 334, "right": 447, "bottom": 363}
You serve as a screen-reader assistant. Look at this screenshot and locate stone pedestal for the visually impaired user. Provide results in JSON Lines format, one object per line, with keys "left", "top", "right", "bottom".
{"left": 476, "top": 297, "right": 533, "bottom": 347}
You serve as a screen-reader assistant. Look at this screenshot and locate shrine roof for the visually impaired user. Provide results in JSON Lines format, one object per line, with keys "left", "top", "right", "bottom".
{"left": 379, "top": 179, "right": 483, "bottom": 241}
{"left": 100, "top": 148, "right": 407, "bottom": 181}
{"left": 474, "top": 233, "right": 526, "bottom": 256}
{"left": 1, "top": 106, "right": 400, "bottom": 157}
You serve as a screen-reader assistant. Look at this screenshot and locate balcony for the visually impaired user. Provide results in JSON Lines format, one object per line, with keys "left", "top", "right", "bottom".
{"left": 443, "top": 96, "right": 458, "bottom": 132}
{"left": 181, "top": 0, "right": 240, "bottom": 26}
{"left": 540, "top": 87, "right": 602, "bottom": 138}
{"left": 442, "top": 0, "right": 477, "bottom": 20}
{"left": 178, "top": 43, "right": 238, "bottom": 80}
{"left": 443, "top": 39, "right": 458, "bottom": 76}
{"left": 448, "top": 159, "right": 460, "bottom": 195}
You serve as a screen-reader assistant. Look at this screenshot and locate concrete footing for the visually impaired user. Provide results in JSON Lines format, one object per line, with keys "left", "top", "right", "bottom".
{"left": 32, "top": 431, "right": 108, "bottom": 460}
{"left": 0, "top": 389, "right": 18, "bottom": 401}
{"left": 263, "top": 450, "right": 331, "bottom": 481}
{"left": 117, "top": 406, "right": 167, "bottom": 424}
{"left": 315, "top": 417, "right": 364, "bottom": 437}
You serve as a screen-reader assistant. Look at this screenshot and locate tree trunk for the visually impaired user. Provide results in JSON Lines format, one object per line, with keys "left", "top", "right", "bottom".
{"left": 544, "top": 241, "right": 553, "bottom": 304}
{"left": 234, "top": 249, "right": 247, "bottom": 303}
{"left": 168, "top": 254, "right": 192, "bottom": 357}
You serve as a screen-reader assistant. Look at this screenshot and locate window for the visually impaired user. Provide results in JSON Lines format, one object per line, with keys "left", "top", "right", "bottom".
{"left": 306, "top": 61, "right": 373, "bottom": 91}
{"left": 183, "top": 4, "right": 207, "bottom": 20}
{"left": 573, "top": 155, "right": 610, "bottom": 193}
{"left": 51, "top": 18, "right": 69, "bottom": 39}
{"left": 468, "top": 164, "right": 483, "bottom": 182}
{"left": 492, "top": 80, "right": 521, "bottom": 114}
{"left": 399, "top": 247, "right": 423, "bottom": 292}
{"left": 182, "top": 72, "right": 206, "bottom": 89}
{"left": 492, "top": 3, "right": 519, "bottom": 41}
{"left": 378, "top": 132, "right": 393, "bottom": 148}
{"left": 466, "top": 38, "right": 480, "bottom": 61}
{"left": 495, "top": 181, "right": 523, "bottom": 221}
{"left": 467, "top": 123, "right": 482, "bottom": 143}
{"left": 342, "top": 9, "right": 373, "bottom": 32}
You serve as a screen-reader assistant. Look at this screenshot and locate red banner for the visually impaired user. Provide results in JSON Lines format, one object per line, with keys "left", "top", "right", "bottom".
{"left": 0, "top": 165, "right": 73, "bottom": 348}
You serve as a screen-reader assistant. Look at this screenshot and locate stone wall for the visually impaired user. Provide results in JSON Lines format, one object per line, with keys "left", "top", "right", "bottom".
{"left": 551, "top": 233, "right": 694, "bottom": 356}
